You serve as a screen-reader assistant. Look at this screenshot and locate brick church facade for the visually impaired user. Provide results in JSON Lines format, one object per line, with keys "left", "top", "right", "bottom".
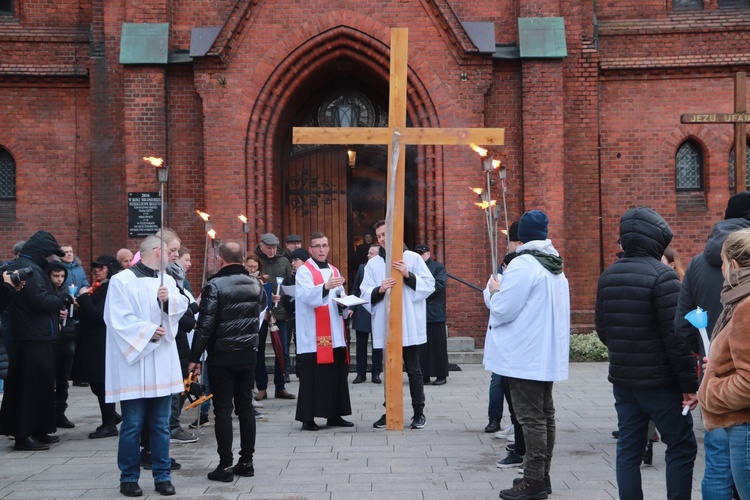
{"left": 1, "top": 0, "right": 748, "bottom": 344}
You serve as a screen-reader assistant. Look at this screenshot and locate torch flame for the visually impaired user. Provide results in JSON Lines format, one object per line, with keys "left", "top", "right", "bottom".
{"left": 238, "top": 214, "right": 248, "bottom": 224}
{"left": 474, "top": 201, "right": 490, "bottom": 209}
{"left": 207, "top": 229, "right": 216, "bottom": 239}
{"left": 492, "top": 159, "right": 502, "bottom": 169}
{"left": 471, "top": 187, "right": 484, "bottom": 195}
{"left": 196, "top": 210, "right": 210, "bottom": 221}
{"left": 143, "top": 156, "right": 164, "bottom": 167}
{"left": 470, "top": 144, "right": 488, "bottom": 157}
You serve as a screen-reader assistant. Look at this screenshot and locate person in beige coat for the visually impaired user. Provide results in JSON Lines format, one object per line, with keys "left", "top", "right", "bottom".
{"left": 698, "top": 227, "right": 750, "bottom": 500}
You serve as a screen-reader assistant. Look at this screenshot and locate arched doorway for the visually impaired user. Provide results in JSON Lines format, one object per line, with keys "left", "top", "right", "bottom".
{"left": 280, "top": 69, "right": 417, "bottom": 283}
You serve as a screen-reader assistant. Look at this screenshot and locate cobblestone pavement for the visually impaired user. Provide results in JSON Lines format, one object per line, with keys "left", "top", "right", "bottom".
{"left": 0, "top": 362, "right": 705, "bottom": 499}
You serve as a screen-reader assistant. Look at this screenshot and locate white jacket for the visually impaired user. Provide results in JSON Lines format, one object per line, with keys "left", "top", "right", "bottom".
{"left": 360, "top": 250, "right": 435, "bottom": 348}
{"left": 482, "top": 239, "right": 570, "bottom": 382}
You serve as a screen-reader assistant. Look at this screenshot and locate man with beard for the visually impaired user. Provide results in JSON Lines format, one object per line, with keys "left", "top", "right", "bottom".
{"left": 294, "top": 232, "right": 352, "bottom": 431}
{"left": 0, "top": 231, "right": 70, "bottom": 450}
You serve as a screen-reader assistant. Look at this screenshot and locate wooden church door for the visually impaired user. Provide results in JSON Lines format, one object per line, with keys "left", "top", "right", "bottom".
{"left": 283, "top": 148, "right": 350, "bottom": 280}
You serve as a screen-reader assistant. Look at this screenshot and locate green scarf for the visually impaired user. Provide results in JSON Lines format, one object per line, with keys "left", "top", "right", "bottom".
{"left": 517, "top": 250, "right": 564, "bottom": 275}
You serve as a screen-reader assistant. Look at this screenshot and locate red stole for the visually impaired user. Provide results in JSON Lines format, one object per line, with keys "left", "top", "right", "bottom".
{"left": 304, "top": 260, "right": 344, "bottom": 365}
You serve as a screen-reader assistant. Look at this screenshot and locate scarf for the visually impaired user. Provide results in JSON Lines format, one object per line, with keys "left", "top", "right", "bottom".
{"left": 712, "top": 267, "right": 750, "bottom": 339}
{"left": 517, "top": 250, "right": 564, "bottom": 275}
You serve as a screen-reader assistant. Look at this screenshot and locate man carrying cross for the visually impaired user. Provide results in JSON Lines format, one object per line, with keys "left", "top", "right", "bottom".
{"left": 360, "top": 220, "right": 435, "bottom": 429}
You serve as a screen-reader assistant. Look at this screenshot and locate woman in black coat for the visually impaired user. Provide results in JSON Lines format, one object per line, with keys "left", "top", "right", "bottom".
{"left": 71, "top": 255, "right": 121, "bottom": 439}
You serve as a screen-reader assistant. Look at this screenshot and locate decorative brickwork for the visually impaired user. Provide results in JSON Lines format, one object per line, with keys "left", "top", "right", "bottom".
{"left": 1, "top": 0, "right": 749, "bottom": 342}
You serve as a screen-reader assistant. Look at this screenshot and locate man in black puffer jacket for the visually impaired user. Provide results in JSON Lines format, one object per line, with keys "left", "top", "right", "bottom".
{"left": 0, "top": 231, "right": 71, "bottom": 451}
{"left": 189, "top": 242, "right": 267, "bottom": 483}
{"left": 596, "top": 207, "right": 699, "bottom": 500}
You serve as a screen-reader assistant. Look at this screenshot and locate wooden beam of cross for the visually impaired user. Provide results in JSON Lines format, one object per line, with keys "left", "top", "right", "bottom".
{"left": 681, "top": 72, "right": 747, "bottom": 194}
{"left": 293, "top": 28, "right": 504, "bottom": 430}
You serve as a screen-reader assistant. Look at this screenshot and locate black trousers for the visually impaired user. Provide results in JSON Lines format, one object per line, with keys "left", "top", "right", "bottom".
{"left": 419, "top": 322, "right": 448, "bottom": 378}
{"left": 403, "top": 345, "right": 425, "bottom": 415}
{"left": 502, "top": 376, "right": 525, "bottom": 455}
{"left": 355, "top": 330, "right": 382, "bottom": 377}
{"left": 54, "top": 339, "right": 76, "bottom": 414}
{"left": 210, "top": 361, "right": 257, "bottom": 466}
{"left": 90, "top": 382, "right": 117, "bottom": 426}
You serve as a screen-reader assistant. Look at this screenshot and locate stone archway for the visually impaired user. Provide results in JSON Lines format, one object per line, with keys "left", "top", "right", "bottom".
{"left": 242, "top": 21, "right": 446, "bottom": 261}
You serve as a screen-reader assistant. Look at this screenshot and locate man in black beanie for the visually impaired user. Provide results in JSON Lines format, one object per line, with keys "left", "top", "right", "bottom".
{"left": 675, "top": 192, "right": 750, "bottom": 498}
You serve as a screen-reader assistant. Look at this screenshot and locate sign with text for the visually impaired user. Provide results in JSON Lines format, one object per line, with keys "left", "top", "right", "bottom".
{"left": 681, "top": 113, "right": 750, "bottom": 123}
{"left": 128, "top": 192, "right": 161, "bottom": 237}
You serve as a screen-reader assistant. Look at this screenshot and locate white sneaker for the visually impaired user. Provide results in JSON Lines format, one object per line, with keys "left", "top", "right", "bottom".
{"left": 495, "top": 424, "right": 514, "bottom": 439}
{"left": 252, "top": 398, "right": 263, "bottom": 408}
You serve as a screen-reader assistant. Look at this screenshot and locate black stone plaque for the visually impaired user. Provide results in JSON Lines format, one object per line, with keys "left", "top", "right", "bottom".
{"left": 128, "top": 192, "right": 161, "bottom": 237}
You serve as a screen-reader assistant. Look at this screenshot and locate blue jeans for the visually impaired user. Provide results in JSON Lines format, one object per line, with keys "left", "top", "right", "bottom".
{"left": 200, "top": 365, "right": 212, "bottom": 416}
{"left": 613, "top": 385, "right": 697, "bottom": 500}
{"left": 488, "top": 373, "right": 504, "bottom": 419}
{"left": 702, "top": 427, "right": 733, "bottom": 499}
{"left": 726, "top": 423, "right": 750, "bottom": 499}
{"left": 119, "top": 396, "right": 172, "bottom": 483}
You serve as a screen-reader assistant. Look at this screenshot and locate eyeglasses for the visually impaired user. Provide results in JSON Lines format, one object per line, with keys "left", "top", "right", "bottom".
{"left": 310, "top": 244, "right": 329, "bottom": 249}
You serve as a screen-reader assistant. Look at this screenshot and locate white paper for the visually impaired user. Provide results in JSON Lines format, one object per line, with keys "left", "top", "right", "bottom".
{"left": 334, "top": 295, "right": 367, "bottom": 308}
{"left": 281, "top": 284, "right": 296, "bottom": 297}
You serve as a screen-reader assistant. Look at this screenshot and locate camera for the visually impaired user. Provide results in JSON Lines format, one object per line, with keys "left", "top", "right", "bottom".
{"left": 10, "top": 267, "right": 32, "bottom": 286}
{"left": 0, "top": 263, "right": 33, "bottom": 287}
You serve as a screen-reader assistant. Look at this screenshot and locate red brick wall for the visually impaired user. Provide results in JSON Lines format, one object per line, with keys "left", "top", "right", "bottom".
{"left": 2, "top": 0, "right": 750, "bottom": 344}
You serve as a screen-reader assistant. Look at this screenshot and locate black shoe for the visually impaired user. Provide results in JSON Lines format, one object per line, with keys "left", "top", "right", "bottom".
{"left": 141, "top": 452, "right": 181, "bottom": 470}
{"left": 485, "top": 417, "right": 501, "bottom": 433}
{"left": 423, "top": 377, "right": 431, "bottom": 384}
{"left": 352, "top": 375, "right": 366, "bottom": 384}
{"left": 89, "top": 425, "right": 118, "bottom": 439}
{"left": 72, "top": 381, "right": 89, "bottom": 387}
{"left": 57, "top": 414, "right": 75, "bottom": 429}
{"left": 642, "top": 441, "right": 654, "bottom": 465}
{"left": 302, "top": 421, "right": 319, "bottom": 431}
{"left": 119, "top": 482, "right": 143, "bottom": 497}
{"left": 35, "top": 433, "right": 60, "bottom": 444}
{"left": 410, "top": 414, "right": 426, "bottom": 429}
{"left": 373, "top": 414, "right": 387, "bottom": 429}
{"left": 500, "top": 478, "right": 548, "bottom": 499}
{"left": 327, "top": 416, "right": 354, "bottom": 427}
{"left": 611, "top": 430, "right": 619, "bottom": 439}
{"left": 115, "top": 412, "right": 123, "bottom": 425}
{"left": 371, "top": 375, "right": 382, "bottom": 384}
{"left": 233, "top": 460, "right": 254, "bottom": 477}
{"left": 432, "top": 378, "right": 447, "bottom": 386}
{"left": 496, "top": 452, "right": 524, "bottom": 468}
{"left": 154, "top": 480, "right": 176, "bottom": 495}
{"left": 506, "top": 443, "right": 516, "bottom": 453}
{"left": 14, "top": 435, "right": 50, "bottom": 451}
{"left": 207, "top": 464, "right": 234, "bottom": 482}
{"left": 513, "top": 476, "right": 552, "bottom": 495}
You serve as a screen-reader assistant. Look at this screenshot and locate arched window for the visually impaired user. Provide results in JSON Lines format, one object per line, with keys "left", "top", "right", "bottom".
{"left": 729, "top": 143, "right": 750, "bottom": 190}
{"left": 675, "top": 140, "right": 703, "bottom": 191}
{"left": 0, "top": 147, "right": 16, "bottom": 221}
{"left": 0, "top": 0, "right": 13, "bottom": 16}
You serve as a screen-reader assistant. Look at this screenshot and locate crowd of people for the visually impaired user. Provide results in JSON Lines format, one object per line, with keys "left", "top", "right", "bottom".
{"left": 0, "top": 200, "right": 748, "bottom": 499}
{"left": 0, "top": 220, "right": 451, "bottom": 496}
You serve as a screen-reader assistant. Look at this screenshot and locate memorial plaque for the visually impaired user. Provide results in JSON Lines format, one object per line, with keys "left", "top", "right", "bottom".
{"left": 128, "top": 192, "right": 161, "bottom": 237}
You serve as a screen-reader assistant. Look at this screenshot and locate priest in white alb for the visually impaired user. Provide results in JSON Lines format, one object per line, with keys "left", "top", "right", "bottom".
{"left": 294, "top": 231, "right": 353, "bottom": 431}
{"left": 104, "top": 234, "right": 188, "bottom": 497}
{"left": 360, "top": 219, "right": 435, "bottom": 430}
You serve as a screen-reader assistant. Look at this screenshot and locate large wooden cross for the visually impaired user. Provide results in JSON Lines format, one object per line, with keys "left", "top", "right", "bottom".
{"left": 681, "top": 72, "right": 748, "bottom": 194}
{"left": 293, "top": 28, "right": 504, "bottom": 429}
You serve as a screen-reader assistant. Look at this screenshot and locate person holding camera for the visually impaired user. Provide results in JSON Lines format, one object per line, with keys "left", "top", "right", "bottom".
{"left": 0, "top": 231, "right": 73, "bottom": 451}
